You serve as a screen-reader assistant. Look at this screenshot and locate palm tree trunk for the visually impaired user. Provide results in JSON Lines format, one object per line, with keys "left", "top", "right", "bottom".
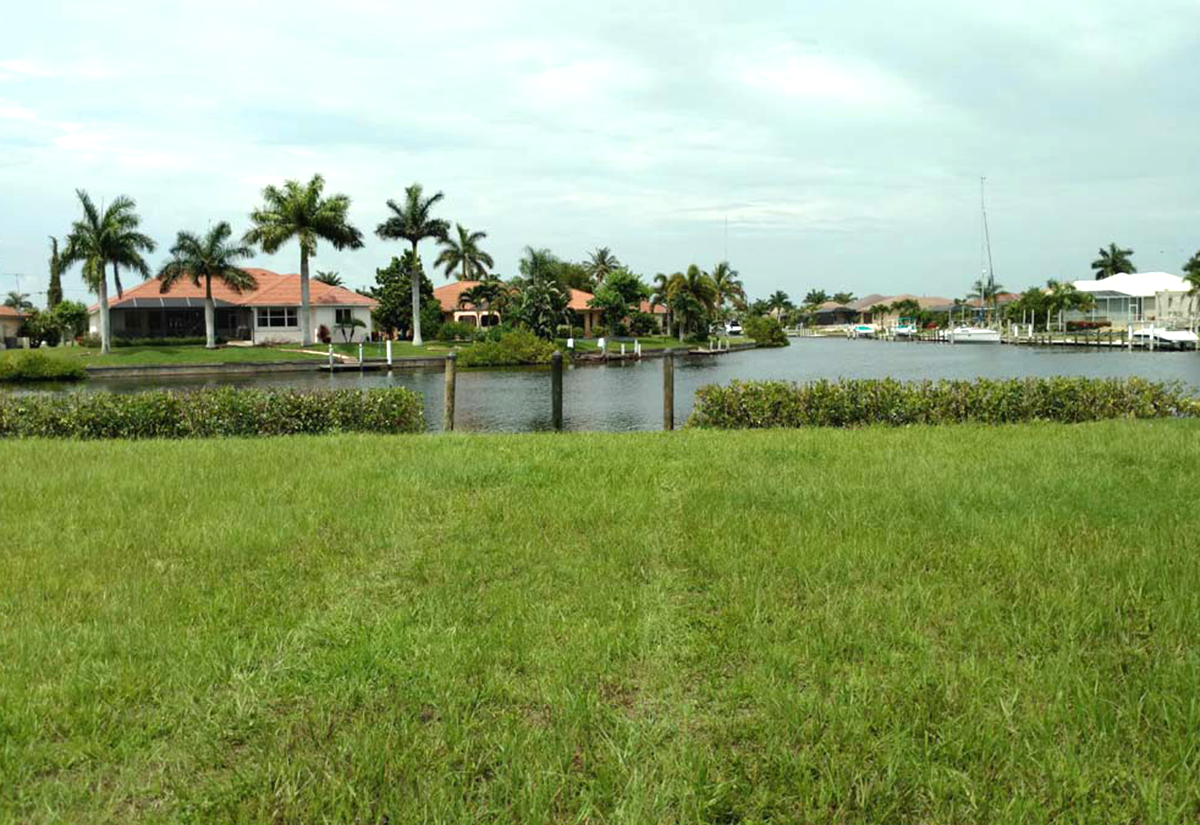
{"left": 300, "top": 247, "right": 313, "bottom": 346}
{"left": 98, "top": 270, "right": 111, "bottom": 355}
{"left": 411, "top": 241, "right": 423, "bottom": 347}
{"left": 204, "top": 275, "right": 216, "bottom": 349}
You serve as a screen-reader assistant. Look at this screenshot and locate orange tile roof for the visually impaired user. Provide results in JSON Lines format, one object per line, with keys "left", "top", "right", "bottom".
{"left": 89, "top": 268, "right": 375, "bottom": 312}
{"left": 434, "top": 280, "right": 484, "bottom": 312}
{"left": 0, "top": 306, "right": 25, "bottom": 319}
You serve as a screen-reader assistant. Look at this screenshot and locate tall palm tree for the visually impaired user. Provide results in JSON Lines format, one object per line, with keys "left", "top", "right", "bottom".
{"left": 435, "top": 224, "right": 494, "bottom": 282}
{"left": 313, "top": 270, "right": 344, "bottom": 287}
{"left": 667, "top": 265, "right": 717, "bottom": 341}
{"left": 158, "top": 222, "right": 257, "bottom": 349}
{"left": 1181, "top": 262, "right": 1200, "bottom": 323}
{"left": 710, "top": 261, "right": 745, "bottom": 315}
{"left": 1091, "top": 243, "right": 1136, "bottom": 280}
{"left": 4, "top": 291, "right": 33, "bottom": 311}
{"left": 586, "top": 247, "right": 621, "bottom": 288}
{"left": 376, "top": 183, "right": 450, "bottom": 346}
{"left": 766, "top": 290, "right": 794, "bottom": 320}
{"left": 831, "top": 291, "right": 855, "bottom": 305}
{"left": 47, "top": 236, "right": 64, "bottom": 308}
{"left": 244, "top": 174, "right": 364, "bottom": 346}
{"left": 804, "top": 288, "right": 829, "bottom": 305}
{"left": 61, "top": 190, "right": 157, "bottom": 354}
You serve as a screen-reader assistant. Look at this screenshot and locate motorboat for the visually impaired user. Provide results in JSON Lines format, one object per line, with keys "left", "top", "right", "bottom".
{"left": 849, "top": 324, "right": 877, "bottom": 339}
{"left": 949, "top": 326, "right": 1001, "bottom": 344}
{"left": 1131, "top": 326, "right": 1200, "bottom": 350}
{"left": 892, "top": 319, "right": 919, "bottom": 338}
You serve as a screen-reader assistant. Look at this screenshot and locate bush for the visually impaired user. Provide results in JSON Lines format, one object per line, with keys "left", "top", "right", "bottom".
{"left": 0, "top": 351, "right": 88, "bottom": 383}
{"left": 689, "top": 378, "right": 1200, "bottom": 429}
{"left": 571, "top": 326, "right": 585, "bottom": 340}
{"left": 0, "top": 387, "right": 425, "bottom": 439}
{"left": 628, "top": 312, "right": 657, "bottom": 336}
{"left": 438, "top": 321, "right": 477, "bottom": 342}
{"left": 1067, "top": 320, "right": 1111, "bottom": 331}
{"left": 456, "top": 329, "right": 559, "bottom": 367}
{"left": 318, "top": 324, "right": 332, "bottom": 344}
{"left": 743, "top": 316, "right": 789, "bottom": 347}
{"left": 82, "top": 336, "right": 228, "bottom": 348}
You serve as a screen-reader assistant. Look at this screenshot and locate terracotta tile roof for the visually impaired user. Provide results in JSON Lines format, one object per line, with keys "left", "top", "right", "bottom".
{"left": 638, "top": 299, "right": 667, "bottom": 315}
{"left": 0, "top": 306, "right": 25, "bottom": 319}
{"left": 434, "top": 280, "right": 484, "bottom": 312}
{"left": 88, "top": 268, "right": 375, "bottom": 313}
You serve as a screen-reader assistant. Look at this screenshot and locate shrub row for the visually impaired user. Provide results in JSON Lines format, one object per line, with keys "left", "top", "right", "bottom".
{"left": 0, "top": 387, "right": 425, "bottom": 439}
{"left": 456, "top": 329, "right": 559, "bottom": 367}
{"left": 0, "top": 351, "right": 88, "bottom": 383}
{"left": 81, "top": 335, "right": 227, "bottom": 348}
{"left": 689, "top": 377, "right": 1200, "bottom": 429}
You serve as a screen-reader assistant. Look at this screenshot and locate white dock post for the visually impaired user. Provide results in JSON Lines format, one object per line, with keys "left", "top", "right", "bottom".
{"left": 621, "top": 343, "right": 626, "bottom": 357}
{"left": 386, "top": 338, "right": 393, "bottom": 367}
{"left": 328, "top": 344, "right": 334, "bottom": 368}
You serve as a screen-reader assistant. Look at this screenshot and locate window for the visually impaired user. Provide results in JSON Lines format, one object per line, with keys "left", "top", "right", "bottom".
{"left": 256, "top": 307, "right": 297, "bottom": 328}
{"left": 335, "top": 308, "right": 353, "bottom": 326}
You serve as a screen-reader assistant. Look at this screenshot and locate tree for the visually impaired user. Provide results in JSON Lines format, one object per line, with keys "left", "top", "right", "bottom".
{"left": 335, "top": 317, "right": 366, "bottom": 342}
{"left": 766, "top": 290, "right": 794, "bottom": 320}
{"left": 588, "top": 269, "right": 648, "bottom": 334}
{"left": 367, "top": 252, "right": 439, "bottom": 340}
{"left": 585, "top": 247, "right": 621, "bottom": 288}
{"left": 651, "top": 273, "right": 673, "bottom": 338}
{"left": 4, "top": 291, "right": 32, "bottom": 311}
{"left": 890, "top": 298, "right": 921, "bottom": 317}
{"left": 666, "top": 265, "right": 717, "bottom": 341}
{"left": 1184, "top": 251, "right": 1200, "bottom": 279}
{"left": 314, "top": 270, "right": 344, "bottom": 287}
{"left": 158, "top": 222, "right": 257, "bottom": 349}
{"left": 436, "top": 224, "right": 494, "bottom": 281}
{"left": 1045, "top": 279, "right": 1096, "bottom": 330}
{"left": 1091, "top": 243, "right": 1136, "bottom": 280}
{"left": 710, "top": 262, "right": 746, "bottom": 315}
{"left": 458, "top": 277, "right": 508, "bottom": 326}
{"left": 376, "top": 183, "right": 450, "bottom": 346}
{"left": 510, "top": 246, "right": 570, "bottom": 339}
{"left": 244, "top": 174, "right": 364, "bottom": 347}
{"left": 831, "top": 291, "right": 856, "bottom": 305}
{"left": 804, "top": 289, "right": 829, "bottom": 305}
{"left": 51, "top": 300, "right": 89, "bottom": 341}
{"left": 47, "top": 236, "right": 64, "bottom": 308}
{"left": 1184, "top": 263, "right": 1200, "bottom": 321}
{"left": 60, "top": 190, "right": 157, "bottom": 354}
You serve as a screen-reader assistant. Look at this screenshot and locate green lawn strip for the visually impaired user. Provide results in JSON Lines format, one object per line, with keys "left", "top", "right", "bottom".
{"left": 2, "top": 346, "right": 328, "bottom": 367}
{"left": 2, "top": 422, "right": 1199, "bottom": 820}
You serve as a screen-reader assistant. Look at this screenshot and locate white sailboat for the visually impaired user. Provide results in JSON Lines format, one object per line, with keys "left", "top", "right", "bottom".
{"left": 950, "top": 178, "right": 1002, "bottom": 345}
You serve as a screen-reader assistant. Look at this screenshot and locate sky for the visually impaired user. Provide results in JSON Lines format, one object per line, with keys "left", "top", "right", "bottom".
{"left": 2, "top": 0, "right": 1199, "bottom": 307}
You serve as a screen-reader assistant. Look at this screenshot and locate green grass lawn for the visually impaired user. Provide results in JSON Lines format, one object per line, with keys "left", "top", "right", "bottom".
{"left": 3, "top": 422, "right": 1199, "bottom": 820}
{"left": 2, "top": 345, "right": 327, "bottom": 367}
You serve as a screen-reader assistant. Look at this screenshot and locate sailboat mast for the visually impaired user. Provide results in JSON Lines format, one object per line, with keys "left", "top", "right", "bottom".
{"left": 981, "top": 177, "right": 997, "bottom": 320}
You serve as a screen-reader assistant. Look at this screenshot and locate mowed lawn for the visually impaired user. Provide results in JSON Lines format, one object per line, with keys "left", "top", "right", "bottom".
{"left": 2, "top": 345, "right": 327, "bottom": 368}
{"left": 2, "top": 422, "right": 1200, "bottom": 821}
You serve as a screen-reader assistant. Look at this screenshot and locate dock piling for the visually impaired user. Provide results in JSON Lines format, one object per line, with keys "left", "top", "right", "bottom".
{"left": 443, "top": 351, "right": 457, "bottom": 432}
{"left": 663, "top": 351, "right": 675, "bottom": 431}
{"left": 551, "top": 351, "right": 563, "bottom": 431}
{"left": 386, "top": 338, "right": 393, "bottom": 367}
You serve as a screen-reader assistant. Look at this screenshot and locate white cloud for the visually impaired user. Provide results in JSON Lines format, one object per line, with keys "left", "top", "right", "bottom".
{"left": 730, "top": 44, "right": 922, "bottom": 110}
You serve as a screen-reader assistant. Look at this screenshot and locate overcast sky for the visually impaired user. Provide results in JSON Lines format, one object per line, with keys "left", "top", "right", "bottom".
{"left": 2, "top": 0, "right": 1199, "bottom": 306}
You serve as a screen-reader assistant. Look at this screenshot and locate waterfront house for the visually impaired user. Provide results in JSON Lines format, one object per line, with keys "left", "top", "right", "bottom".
{"left": 87, "top": 268, "right": 375, "bottom": 343}
{"left": 434, "top": 281, "right": 665, "bottom": 336}
{"left": 812, "top": 301, "right": 857, "bottom": 326}
{"left": 1, "top": 306, "right": 25, "bottom": 347}
{"left": 1069, "top": 272, "right": 1192, "bottom": 327}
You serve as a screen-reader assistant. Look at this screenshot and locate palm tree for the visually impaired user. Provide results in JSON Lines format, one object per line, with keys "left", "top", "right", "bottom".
{"left": 1181, "top": 260, "right": 1200, "bottom": 323}
{"left": 458, "top": 277, "right": 506, "bottom": 327}
{"left": 244, "top": 174, "right": 364, "bottom": 346}
{"left": 710, "top": 262, "right": 745, "bottom": 315}
{"left": 4, "top": 291, "right": 33, "bottom": 311}
{"left": 651, "top": 273, "right": 673, "bottom": 337}
{"left": 804, "top": 289, "right": 829, "bottom": 305}
{"left": 1091, "top": 243, "right": 1136, "bottom": 280}
{"left": 766, "top": 290, "right": 793, "bottom": 320}
{"left": 666, "top": 265, "right": 717, "bottom": 341}
{"left": 435, "top": 224, "right": 494, "bottom": 282}
{"left": 376, "top": 183, "right": 450, "bottom": 346}
{"left": 1045, "top": 279, "right": 1097, "bottom": 331}
{"left": 585, "top": 247, "right": 621, "bottom": 288}
{"left": 47, "top": 236, "right": 64, "bottom": 308}
{"left": 831, "top": 291, "right": 856, "bottom": 305}
{"left": 158, "top": 222, "right": 257, "bottom": 349}
{"left": 313, "top": 270, "right": 344, "bottom": 287}
{"left": 61, "top": 190, "right": 157, "bottom": 354}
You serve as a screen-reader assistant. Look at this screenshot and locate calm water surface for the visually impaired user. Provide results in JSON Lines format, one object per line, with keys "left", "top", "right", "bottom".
{"left": 66, "top": 338, "right": 1200, "bottom": 432}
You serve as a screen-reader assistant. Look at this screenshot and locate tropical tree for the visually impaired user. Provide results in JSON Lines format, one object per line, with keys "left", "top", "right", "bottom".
{"left": 158, "top": 222, "right": 257, "bottom": 349}
{"left": 436, "top": 224, "right": 494, "bottom": 281}
{"left": 458, "top": 277, "right": 508, "bottom": 326}
{"left": 890, "top": 298, "right": 921, "bottom": 317}
{"left": 1045, "top": 279, "right": 1097, "bottom": 330}
{"left": 650, "top": 273, "right": 673, "bottom": 337}
{"left": 831, "top": 291, "right": 856, "bottom": 305}
{"left": 666, "top": 265, "right": 718, "bottom": 341}
{"left": 585, "top": 247, "right": 621, "bottom": 288}
{"left": 1184, "top": 250, "right": 1200, "bottom": 279}
{"left": 367, "top": 252, "right": 438, "bottom": 340}
{"left": 376, "top": 183, "right": 449, "bottom": 346}
{"left": 314, "top": 270, "right": 344, "bottom": 287}
{"left": 766, "top": 290, "right": 794, "bottom": 320}
{"left": 710, "top": 262, "right": 745, "bottom": 316}
{"left": 47, "top": 236, "right": 64, "bottom": 308}
{"left": 244, "top": 174, "right": 364, "bottom": 346}
{"left": 60, "top": 190, "right": 157, "bottom": 354}
{"left": 804, "top": 289, "right": 829, "bottom": 305}
{"left": 4, "top": 291, "right": 32, "bottom": 311}
{"left": 1091, "top": 243, "right": 1136, "bottom": 280}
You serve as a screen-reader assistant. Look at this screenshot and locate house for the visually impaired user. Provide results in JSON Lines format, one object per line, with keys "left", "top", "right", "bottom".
{"left": 812, "top": 301, "right": 857, "bottom": 326}
{"left": 1068, "top": 272, "right": 1191, "bottom": 326}
{"left": 87, "top": 268, "right": 376, "bottom": 343}
{"left": 862, "top": 294, "right": 956, "bottom": 325}
{"left": 1, "top": 306, "right": 25, "bottom": 346}
{"left": 433, "top": 281, "right": 666, "bottom": 337}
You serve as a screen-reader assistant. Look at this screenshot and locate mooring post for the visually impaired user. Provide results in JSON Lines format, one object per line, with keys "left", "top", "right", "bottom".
{"left": 443, "top": 351, "right": 457, "bottom": 432}
{"left": 386, "top": 338, "right": 393, "bottom": 367}
{"left": 358, "top": 341, "right": 364, "bottom": 370}
{"left": 328, "top": 344, "right": 334, "bottom": 369}
{"left": 663, "top": 350, "right": 675, "bottom": 431}
{"left": 551, "top": 351, "right": 563, "bottom": 431}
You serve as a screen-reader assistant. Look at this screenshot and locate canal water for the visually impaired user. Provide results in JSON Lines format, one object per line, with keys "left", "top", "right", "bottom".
{"left": 66, "top": 338, "right": 1200, "bottom": 433}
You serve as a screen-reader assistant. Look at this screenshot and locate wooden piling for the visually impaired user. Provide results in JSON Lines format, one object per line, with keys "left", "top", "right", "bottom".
{"left": 443, "top": 351, "right": 457, "bottom": 432}
{"left": 663, "top": 351, "right": 675, "bottom": 431}
{"left": 551, "top": 351, "right": 563, "bottom": 431}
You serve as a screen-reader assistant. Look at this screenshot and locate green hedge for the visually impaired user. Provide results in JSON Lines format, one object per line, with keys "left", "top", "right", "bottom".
{"left": 0, "top": 387, "right": 425, "bottom": 439}
{"left": 0, "top": 351, "right": 88, "bottom": 383}
{"left": 81, "top": 335, "right": 228, "bottom": 348}
{"left": 689, "top": 378, "right": 1200, "bottom": 429}
{"left": 456, "top": 329, "right": 559, "bottom": 367}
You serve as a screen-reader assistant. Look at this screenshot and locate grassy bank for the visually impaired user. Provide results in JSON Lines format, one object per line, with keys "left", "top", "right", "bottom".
{"left": 2, "top": 422, "right": 1199, "bottom": 820}
{"left": 2, "top": 345, "right": 327, "bottom": 368}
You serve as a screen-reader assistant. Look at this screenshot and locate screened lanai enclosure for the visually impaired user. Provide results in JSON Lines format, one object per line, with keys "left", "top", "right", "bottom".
{"left": 109, "top": 298, "right": 253, "bottom": 341}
